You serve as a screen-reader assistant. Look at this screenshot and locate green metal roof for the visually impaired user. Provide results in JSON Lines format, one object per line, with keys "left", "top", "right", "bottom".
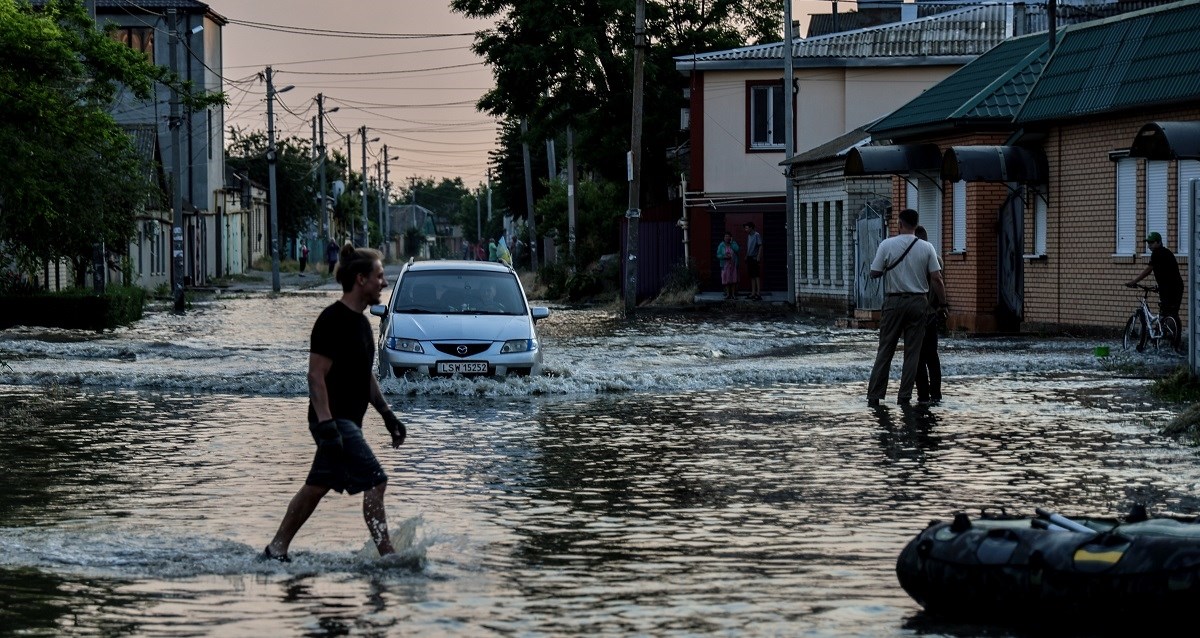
{"left": 1016, "top": 0, "right": 1200, "bottom": 122}
{"left": 869, "top": 33, "right": 1050, "bottom": 136}
{"left": 870, "top": 0, "right": 1200, "bottom": 135}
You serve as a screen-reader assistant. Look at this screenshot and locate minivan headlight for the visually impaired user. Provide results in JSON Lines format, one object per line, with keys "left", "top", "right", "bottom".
{"left": 500, "top": 338, "right": 535, "bottom": 353}
{"left": 386, "top": 337, "right": 424, "bottom": 353}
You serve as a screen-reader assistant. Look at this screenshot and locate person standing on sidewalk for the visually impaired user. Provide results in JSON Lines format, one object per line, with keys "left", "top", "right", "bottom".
{"left": 717, "top": 231, "right": 740, "bottom": 300}
{"left": 298, "top": 241, "right": 309, "bottom": 273}
{"left": 325, "top": 240, "right": 339, "bottom": 275}
{"left": 866, "top": 209, "right": 946, "bottom": 407}
{"left": 262, "top": 243, "right": 407, "bottom": 562}
{"left": 744, "top": 222, "right": 763, "bottom": 300}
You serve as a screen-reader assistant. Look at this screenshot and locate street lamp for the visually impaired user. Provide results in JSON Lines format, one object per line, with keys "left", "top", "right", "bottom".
{"left": 266, "top": 66, "right": 294, "bottom": 292}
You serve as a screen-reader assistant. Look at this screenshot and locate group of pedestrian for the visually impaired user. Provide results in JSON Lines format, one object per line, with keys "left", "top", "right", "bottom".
{"left": 866, "top": 209, "right": 947, "bottom": 408}
{"left": 866, "top": 211, "right": 1184, "bottom": 408}
{"left": 715, "top": 222, "right": 764, "bottom": 300}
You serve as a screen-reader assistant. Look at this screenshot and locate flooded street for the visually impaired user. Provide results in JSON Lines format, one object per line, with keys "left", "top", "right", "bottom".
{"left": 0, "top": 288, "right": 1194, "bottom": 636}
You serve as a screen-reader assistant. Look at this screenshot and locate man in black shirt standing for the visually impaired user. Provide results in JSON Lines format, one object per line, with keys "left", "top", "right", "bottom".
{"left": 1127, "top": 231, "right": 1184, "bottom": 350}
{"left": 263, "top": 243, "right": 407, "bottom": 562}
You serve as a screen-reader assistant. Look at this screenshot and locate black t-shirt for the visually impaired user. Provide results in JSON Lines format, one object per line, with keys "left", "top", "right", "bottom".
{"left": 1150, "top": 245, "right": 1183, "bottom": 296}
{"left": 308, "top": 301, "right": 375, "bottom": 426}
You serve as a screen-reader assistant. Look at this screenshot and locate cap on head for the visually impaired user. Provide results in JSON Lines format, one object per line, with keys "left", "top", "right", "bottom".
{"left": 1145, "top": 231, "right": 1162, "bottom": 244}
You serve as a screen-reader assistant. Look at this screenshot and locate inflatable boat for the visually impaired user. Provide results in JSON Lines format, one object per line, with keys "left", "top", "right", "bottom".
{"left": 896, "top": 507, "right": 1200, "bottom": 621}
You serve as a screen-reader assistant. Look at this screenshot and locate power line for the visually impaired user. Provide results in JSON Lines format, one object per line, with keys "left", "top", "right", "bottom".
{"left": 225, "top": 18, "right": 478, "bottom": 39}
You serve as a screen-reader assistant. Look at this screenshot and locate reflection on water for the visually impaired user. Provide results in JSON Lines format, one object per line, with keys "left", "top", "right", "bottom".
{"left": 0, "top": 293, "right": 1193, "bottom": 635}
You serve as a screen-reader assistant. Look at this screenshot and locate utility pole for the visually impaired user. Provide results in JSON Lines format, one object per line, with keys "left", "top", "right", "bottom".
{"left": 315, "top": 94, "right": 337, "bottom": 252}
{"left": 383, "top": 148, "right": 393, "bottom": 260}
{"left": 169, "top": 9, "right": 185, "bottom": 312}
{"left": 266, "top": 66, "right": 293, "bottom": 292}
{"left": 624, "top": 0, "right": 646, "bottom": 316}
{"left": 520, "top": 119, "right": 538, "bottom": 271}
{"left": 568, "top": 126, "right": 577, "bottom": 268}
{"left": 376, "top": 160, "right": 384, "bottom": 254}
{"left": 784, "top": 0, "right": 797, "bottom": 307}
{"left": 359, "top": 126, "right": 378, "bottom": 246}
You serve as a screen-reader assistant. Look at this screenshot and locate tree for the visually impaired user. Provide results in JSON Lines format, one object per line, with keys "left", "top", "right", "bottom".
{"left": 450, "top": 0, "right": 768, "bottom": 262}
{"left": 225, "top": 128, "right": 320, "bottom": 251}
{"left": 0, "top": 0, "right": 223, "bottom": 283}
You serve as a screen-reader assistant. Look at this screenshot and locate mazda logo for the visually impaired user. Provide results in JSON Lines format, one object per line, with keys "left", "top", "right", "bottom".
{"left": 456, "top": 345, "right": 468, "bottom": 355}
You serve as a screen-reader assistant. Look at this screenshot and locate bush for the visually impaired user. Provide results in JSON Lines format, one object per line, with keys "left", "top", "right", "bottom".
{"left": 0, "top": 285, "right": 145, "bottom": 331}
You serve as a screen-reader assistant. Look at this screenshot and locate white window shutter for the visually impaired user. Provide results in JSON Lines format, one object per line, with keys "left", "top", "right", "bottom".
{"left": 1115, "top": 158, "right": 1137, "bottom": 255}
{"left": 1177, "top": 160, "right": 1199, "bottom": 254}
{"left": 1034, "top": 191, "right": 1048, "bottom": 256}
{"left": 952, "top": 180, "right": 966, "bottom": 252}
{"left": 1145, "top": 160, "right": 1168, "bottom": 252}
{"left": 918, "top": 177, "right": 942, "bottom": 253}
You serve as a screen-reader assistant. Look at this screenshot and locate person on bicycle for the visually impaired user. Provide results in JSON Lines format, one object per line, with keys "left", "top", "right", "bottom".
{"left": 1126, "top": 231, "right": 1183, "bottom": 349}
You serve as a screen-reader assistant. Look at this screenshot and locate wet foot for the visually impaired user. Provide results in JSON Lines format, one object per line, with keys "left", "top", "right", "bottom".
{"left": 260, "top": 545, "right": 291, "bottom": 563}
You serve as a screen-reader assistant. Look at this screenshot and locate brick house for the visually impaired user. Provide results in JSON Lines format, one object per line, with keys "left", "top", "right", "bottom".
{"left": 849, "top": 0, "right": 1199, "bottom": 335}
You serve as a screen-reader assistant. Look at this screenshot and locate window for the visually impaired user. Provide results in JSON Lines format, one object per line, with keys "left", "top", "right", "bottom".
{"left": 951, "top": 180, "right": 967, "bottom": 253}
{"left": 111, "top": 27, "right": 154, "bottom": 60}
{"left": 799, "top": 202, "right": 809, "bottom": 279}
{"left": 1177, "top": 160, "right": 1198, "bottom": 255}
{"left": 747, "top": 81, "right": 785, "bottom": 149}
{"left": 1145, "top": 160, "right": 1168, "bottom": 253}
{"left": 916, "top": 176, "right": 942, "bottom": 253}
{"left": 1026, "top": 186, "right": 1047, "bottom": 257}
{"left": 1115, "top": 157, "right": 1136, "bottom": 254}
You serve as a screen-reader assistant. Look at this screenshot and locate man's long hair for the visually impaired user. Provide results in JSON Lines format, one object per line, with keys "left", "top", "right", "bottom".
{"left": 335, "top": 243, "right": 382, "bottom": 292}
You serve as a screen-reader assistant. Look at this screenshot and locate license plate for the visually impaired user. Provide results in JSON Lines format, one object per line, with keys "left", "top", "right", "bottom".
{"left": 436, "top": 361, "right": 489, "bottom": 375}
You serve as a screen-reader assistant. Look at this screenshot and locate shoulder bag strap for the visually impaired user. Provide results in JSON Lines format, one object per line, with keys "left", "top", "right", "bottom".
{"left": 882, "top": 238, "right": 921, "bottom": 274}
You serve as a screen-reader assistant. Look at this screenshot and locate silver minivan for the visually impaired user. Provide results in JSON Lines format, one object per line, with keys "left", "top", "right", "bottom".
{"left": 370, "top": 260, "right": 550, "bottom": 379}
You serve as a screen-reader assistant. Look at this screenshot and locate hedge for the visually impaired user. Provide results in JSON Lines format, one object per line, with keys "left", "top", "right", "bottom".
{"left": 0, "top": 286, "right": 146, "bottom": 331}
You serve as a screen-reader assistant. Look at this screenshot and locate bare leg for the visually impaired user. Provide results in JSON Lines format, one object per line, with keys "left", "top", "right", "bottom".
{"left": 267, "top": 484, "right": 329, "bottom": 556}
{"left": 363, "top": 482, "right": 395, "bottom": 556}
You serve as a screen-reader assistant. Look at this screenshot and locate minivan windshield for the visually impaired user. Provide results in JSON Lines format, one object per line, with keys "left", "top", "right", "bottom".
{"left": 392, "top": 270, "right": 526, "bottom": 316}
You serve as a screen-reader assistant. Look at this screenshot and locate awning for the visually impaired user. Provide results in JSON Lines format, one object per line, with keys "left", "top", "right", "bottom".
{"left": 843, "top": 143, "right": 941, "bottom": 176}
{"left": 941, "top": 145, "right": 1047, "bottom": 183}
{"left": 1127, "top": 121, "right": 1200, "bottom": 160}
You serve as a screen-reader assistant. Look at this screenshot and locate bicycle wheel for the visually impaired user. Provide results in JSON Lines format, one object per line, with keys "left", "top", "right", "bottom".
{"left": 1162, "top": 316, "right": 1180, "bottom": 351}
{"left": 1124, "top": 313, "right": 1148, "bottom": 352}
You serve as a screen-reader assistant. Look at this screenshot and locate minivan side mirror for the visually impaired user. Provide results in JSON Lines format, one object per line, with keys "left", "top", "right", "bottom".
{"left": 531, "top": 307, "right": 550, "bottom": 323}
{"left": 369, "top": 304, "right": 388, "bottom": 317}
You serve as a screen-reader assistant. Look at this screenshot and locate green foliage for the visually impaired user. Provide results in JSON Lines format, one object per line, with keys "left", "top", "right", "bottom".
{"left": 1152, "top": 366, "right": 1200, "bottom": 403}
{"left": 225, "top": 129, "right": 319, "bottom": 243}
{"left": 534, "top": 177, "right": 622, "bottom": 269}
{"left": 0, "top": 0, "right": 224, "bottom": 277}
{"left": 449, "top": 0, "right": 763, "bottom": 257}
{"left": 0, "top": 285, "right": 145, "bottom": 331}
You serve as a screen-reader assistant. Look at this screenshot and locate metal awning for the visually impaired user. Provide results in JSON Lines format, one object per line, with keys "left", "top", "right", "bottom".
{"left": 1127, "top": 121, "right": 1200, "bottom": 160}
{"left": 843, "top": 144, "right": 941, "bottom": 176}
{"left": 941, "top": 145, "right": 1047, "bottom": 183}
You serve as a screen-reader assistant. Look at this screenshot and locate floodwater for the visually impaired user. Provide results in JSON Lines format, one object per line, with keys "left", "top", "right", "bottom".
{"left": 0, "top": 287, "right": 1193, "bottom": 637}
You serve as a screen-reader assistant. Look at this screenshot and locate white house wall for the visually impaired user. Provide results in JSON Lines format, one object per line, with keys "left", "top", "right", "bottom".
{"left": 702, "top": 67, "right": 959, "bottom": 197}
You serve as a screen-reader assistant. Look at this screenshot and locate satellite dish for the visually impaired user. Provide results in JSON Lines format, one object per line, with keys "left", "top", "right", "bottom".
{"left": 331, "top": 180, "right": 345, "bottom": 198}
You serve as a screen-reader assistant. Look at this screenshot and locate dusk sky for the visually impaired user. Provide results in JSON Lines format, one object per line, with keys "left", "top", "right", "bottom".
{"left": 219, "top": 1, "right": 825, "bottom": 189}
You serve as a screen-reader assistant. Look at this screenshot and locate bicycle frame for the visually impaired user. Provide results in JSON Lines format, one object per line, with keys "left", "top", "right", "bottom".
{"left": 1124, "top": 284, "right": 1177, "bottom": 352}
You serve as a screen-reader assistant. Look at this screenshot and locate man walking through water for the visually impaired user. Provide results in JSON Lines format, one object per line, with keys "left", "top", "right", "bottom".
{"left": 262, "top": 243, "right": 407, "bottom": 562}
{"left": 867, "top": 209, "right": 947, "bottom": 407}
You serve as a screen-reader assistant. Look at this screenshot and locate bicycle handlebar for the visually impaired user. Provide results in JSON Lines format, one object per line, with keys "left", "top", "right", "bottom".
{"left": 1126, "top": 282, "right": 1159, "bottom": 293}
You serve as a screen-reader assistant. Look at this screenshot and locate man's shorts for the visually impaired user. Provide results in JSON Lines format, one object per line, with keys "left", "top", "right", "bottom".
{"left": 746, "top": 257, "right": 760, "bottom": 278}
{"left": 305, "top": 420, "right": 387, "bottom": 495}
{"left": 1161, "top": 291, "right": 1182, "bottom": 319}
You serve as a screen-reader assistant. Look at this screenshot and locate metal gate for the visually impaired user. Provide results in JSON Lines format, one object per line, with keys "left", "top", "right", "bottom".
{"left": 997, "top": 187, "right": 1025, "bottom": 328}
{"left": 854, "top": 198, "right": 890, "bottom": 311}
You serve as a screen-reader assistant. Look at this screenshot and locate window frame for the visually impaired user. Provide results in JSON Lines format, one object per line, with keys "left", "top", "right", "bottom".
{"left": 745, "top": 80, "right": 788, "bottom": 152}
